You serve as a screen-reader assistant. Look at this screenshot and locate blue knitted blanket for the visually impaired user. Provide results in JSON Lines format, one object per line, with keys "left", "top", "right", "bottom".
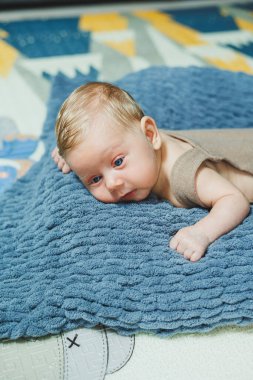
{"left": 1, "top": 66, "right": 253, "bottom": 340}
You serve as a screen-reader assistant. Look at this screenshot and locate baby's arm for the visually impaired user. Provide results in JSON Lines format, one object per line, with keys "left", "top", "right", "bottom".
{"left": 51, "top": 147, "right": 71, "bottom": 174}
{"left": 170, "top": 164, "right": 250, "bottom": 262}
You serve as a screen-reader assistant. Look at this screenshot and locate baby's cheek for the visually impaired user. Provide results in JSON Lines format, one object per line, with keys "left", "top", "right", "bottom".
{"left": 91, "top": 188, "right": 117, "bottom": 203}
{"left": 136, "top": 158, "right": 157, "bottom": 181}
{"left": 143, "top": 160, "right": 159, "bottom": 186}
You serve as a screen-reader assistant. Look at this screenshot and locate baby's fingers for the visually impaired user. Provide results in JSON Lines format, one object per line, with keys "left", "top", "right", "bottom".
{"left": 51, "top": 147, "right": 72, "bottom": 174}
{"left": 169, "top": 236, "right": 178, "bottom": 250}
{"left": 62, "top": 163, "right": 71, "bottom": 174}
{"left": 169, "top": 236, "right": 203, "bottom": 262}
{"left": 51, "top": 147, "right": 59, "bottom": 159}
{"left": 57, "top": 158, "right": 71, "bottom": 174}
{"left": 52, "top": 150, "right": 62, "bottom": 165}
{"left": 184, "top": 248, "right": 194, "bottom": 260}
{"left": 190, "top": 251, "right": 203, "bottom": 262}
{"left": 57, "top": 157, "right": 66, "bottom": 170}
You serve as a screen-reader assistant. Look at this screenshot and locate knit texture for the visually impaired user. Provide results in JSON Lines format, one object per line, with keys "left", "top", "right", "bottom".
{"left": 1, "top": 66, "right": 253, "bottom": 340}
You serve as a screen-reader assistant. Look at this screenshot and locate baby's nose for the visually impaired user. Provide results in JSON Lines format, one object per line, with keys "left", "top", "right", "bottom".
{"left": 106, "top": 176, "right": 123, "bottom": 191}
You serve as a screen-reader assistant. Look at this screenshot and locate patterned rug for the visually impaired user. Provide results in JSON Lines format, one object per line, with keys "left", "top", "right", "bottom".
{"left": 1, "top": 1, "right": 253, "bottom": 192}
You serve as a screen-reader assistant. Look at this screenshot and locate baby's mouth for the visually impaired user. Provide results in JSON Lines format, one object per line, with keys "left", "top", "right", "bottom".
{"left": 121, "top": 190, "right": 136, "bottom": 200}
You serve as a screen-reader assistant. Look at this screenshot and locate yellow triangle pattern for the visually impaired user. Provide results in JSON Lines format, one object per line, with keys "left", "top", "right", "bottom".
{"left": 0, "top": 40, "right": 18, "bottom": 77}
{"left": 234, "top": 17, "right": 253, "bottom": 32}
{"left": 104, "top": 39, "right": 135, "bottom": 57}
{"left": 79, "top": 13, "right": 128, "bottom": 32}
{"left": 206, "top": 54, "right": 253, "bottom": 74}
{"left": 134, "top": 10, "right": 171, "bottom": 23}
{"left": 155, "top": 20, "right": 205, "bottom": 46}
{"left": 134, "top": 10, "right": 205, "bottom": 46}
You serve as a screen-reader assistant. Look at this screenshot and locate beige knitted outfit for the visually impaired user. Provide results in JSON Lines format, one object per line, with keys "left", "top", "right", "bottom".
{"left": 165, "top": 129, "right": 253, "bottom": 208}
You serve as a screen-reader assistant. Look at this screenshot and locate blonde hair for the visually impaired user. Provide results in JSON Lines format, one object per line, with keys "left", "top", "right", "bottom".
{"left": 55, "top": 81, "right": 144, "bottom": 158}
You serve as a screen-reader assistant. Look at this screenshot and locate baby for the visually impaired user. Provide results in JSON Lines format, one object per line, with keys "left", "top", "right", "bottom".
{"left": 52, "top": 81, "right": 253, "bottom": 262}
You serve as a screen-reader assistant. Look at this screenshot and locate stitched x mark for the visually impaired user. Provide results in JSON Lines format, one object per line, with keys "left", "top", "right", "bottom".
{"left": 67, "top": 333, "right": 80, "bottom": 348}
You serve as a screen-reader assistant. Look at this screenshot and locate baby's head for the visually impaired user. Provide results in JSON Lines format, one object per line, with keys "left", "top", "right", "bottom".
{"left": 55, "top": 82, "right": 162, "bottom": 203}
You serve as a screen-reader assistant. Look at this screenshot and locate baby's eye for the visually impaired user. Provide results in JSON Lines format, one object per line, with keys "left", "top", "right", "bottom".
{"left": 89, "top": 175, "right": 102, "bottom": 185}
{"left": 114, "top": 157, "right": 124, "bottom": 167}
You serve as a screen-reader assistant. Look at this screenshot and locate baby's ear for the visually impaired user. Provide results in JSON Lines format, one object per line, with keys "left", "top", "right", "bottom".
{"left": 140, "top": 116, "right": 161, "bottom": 150}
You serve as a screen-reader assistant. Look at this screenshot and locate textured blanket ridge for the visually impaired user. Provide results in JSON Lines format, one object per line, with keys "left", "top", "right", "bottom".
{"left": 1, "top": 66, "right": 253, "bottom": 340}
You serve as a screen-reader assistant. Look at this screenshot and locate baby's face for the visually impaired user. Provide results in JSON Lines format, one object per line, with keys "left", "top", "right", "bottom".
{"left": 66, "top": 118, "right": 161, "bottom": 203}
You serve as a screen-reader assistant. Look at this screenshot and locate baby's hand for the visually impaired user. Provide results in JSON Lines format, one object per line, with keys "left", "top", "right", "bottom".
{"left": 169, "top": 225, "right": 210, "bottom": 262}
{"left": 51, "top": 147, "right": 71, "bottom": 174}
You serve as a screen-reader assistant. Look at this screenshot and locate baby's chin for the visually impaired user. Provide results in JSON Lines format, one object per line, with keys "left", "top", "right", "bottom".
{"left": 120, "top": 189, "right": 151, "bottom": 203}
{"left": 95, "top": 189, "right": 151, "bottom": 204}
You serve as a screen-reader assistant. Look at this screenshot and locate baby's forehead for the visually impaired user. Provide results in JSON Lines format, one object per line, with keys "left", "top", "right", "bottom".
{"left": 89, "top": 111, "right": 124, "bottom": 130}
{"left": 88, "top": 105, "right": 141, "bottom": 132}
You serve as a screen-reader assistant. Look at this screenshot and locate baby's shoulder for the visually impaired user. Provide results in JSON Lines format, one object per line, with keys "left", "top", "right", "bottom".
{"left": 160, "top": 131, "right": 195, "bottom": 207}
{"left": 161, "top": 130, "right": 193, "bottom": 167}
